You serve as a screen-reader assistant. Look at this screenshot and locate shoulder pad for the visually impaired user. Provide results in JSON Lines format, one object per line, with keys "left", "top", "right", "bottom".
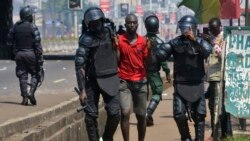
{"left": 31, "top": 23, "right": 38, "bottom": 29}
{"left": 79, "top": 33, "right": 93, "bottom": 46}
{"left": 156, "top": 43, "right": 172, "bottom": 62}
{"left": 16, "top": 20, "right": 23, "bottom": 25}
{"left": 169, "top": 36, "right": 186, "bottom": 53}
{"left": 76, "top": 47, "right": 87, "bottom": 57}
{"left": 160, "top": 43, "right": 171, "bottom": 50}
{"left": 170, "top": 36, "right": 184, "bottom": 46}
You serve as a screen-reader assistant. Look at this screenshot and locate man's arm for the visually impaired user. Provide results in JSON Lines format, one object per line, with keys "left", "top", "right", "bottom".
{"left": 31, "top": 23, "right": 43, "bottom": 56}
{"left": 161, "top": 61, "right": 171, "bottom": 82}
{"left": 75, "top": 45, "right": 90, "bottom": 103}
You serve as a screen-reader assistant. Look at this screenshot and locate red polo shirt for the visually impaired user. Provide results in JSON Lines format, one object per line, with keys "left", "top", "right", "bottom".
{"left": 118, "top": 34, "right": 148, "bottom": 81}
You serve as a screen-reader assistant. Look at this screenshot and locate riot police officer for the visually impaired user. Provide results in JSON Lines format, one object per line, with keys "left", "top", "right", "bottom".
{"left": 156, "top": 15, "right": 212, "bottom": 141}
{"left": 75, "top": 7, "right": 120, "bottom": 141}
{"left": 7, "top": 5, "right": 43, "bottom": 106}
{"left": 143, "top": 13, "right": 171, "bottom": 126}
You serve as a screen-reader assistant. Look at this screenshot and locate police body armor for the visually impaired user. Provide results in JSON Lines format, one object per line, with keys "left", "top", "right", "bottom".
{"left": 170, "top": 35, "right": 207, "bottom": 102}
{"left": 14, "top": 21, "right": 34, "bottom": 50}
{"left": 145, "top": 35, "right": 164, "bottom": 72}
{"left": 79, "top": 27, "right": 119, "bottom": 96}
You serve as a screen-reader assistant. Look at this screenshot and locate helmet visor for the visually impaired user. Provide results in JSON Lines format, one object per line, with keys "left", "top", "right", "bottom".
{"left": 179, "top": 26, "right": 191, "bottom": 34}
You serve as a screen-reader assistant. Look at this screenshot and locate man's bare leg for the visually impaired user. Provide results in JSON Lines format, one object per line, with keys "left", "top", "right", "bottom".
{"left": 136, "top": 114, "right": 146, "bottom": 141}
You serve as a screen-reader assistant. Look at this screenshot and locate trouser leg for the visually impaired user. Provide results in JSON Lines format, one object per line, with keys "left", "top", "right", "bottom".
{"left": 173, "top": 94, "right": 192, "bottom": 141}
{"left": 220, "top": 106, "right": 232, "bottom": 138}
{"left": 19, "top": 75, "right": 29, "bottom": 105}
{"left": 85, "top": 114, "right": 99, "bottom": 141}
{"left": 208, "top": 82, "right": 217, "bottom": 137}
{"left": 102, "top": 94, "right": 121, "bottom": 141}
{"left": 28, "top": 74, "right": 38, "bottom": 105}
{"left": 146, "top": 72, "right": 163, "bottom": 126}
{"left": 192, "top": 90, "right": 206, "bottom": 141}
{"left": 16, "top": 64, "right": 29, "bottom": 105}
{"left": 194, "top": 115, "right": 205, "bottom": 141}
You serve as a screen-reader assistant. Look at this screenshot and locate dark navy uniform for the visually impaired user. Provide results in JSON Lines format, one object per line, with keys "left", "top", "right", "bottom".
{"left": 7, "top": 6, "right": 42, "bottom": 105}
{"left": 75, "top": 7, "right": 120, "bottom": 141}
{"left": 156, "top": 15, "right": 212, "bottom": 141}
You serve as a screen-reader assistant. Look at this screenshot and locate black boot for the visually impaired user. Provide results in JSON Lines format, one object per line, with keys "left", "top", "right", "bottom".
{"left": 21, "top": 96, "right": 28, "bottom": 105}
{"left": 146, "top": 115, "right": 154, "bottom": 126}
{"left": 102, "top": 115, "right": 120, "bottom": 141}
{"left": 175, "top": 116, "right": 192, "bottom": 141}
{"left": 28, "top": 86, "right": 37, "bottom": 105}
{"left": 195, "top": 121, "right": 205, "bottom": 141}
{"left": 146, "top": 99, "right": 159, "bottom": 126}
{"left": 85, "top": 115, "right": 99, "bottom": 141}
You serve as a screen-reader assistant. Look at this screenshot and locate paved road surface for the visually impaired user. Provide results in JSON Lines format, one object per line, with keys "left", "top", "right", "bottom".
{"left": 113, "top": 86, "right": 212, "bottom": 141}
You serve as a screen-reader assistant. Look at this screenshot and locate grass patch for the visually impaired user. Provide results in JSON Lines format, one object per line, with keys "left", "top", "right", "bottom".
{"left": 226, "top": 135, "right": 250, "bottom": 141}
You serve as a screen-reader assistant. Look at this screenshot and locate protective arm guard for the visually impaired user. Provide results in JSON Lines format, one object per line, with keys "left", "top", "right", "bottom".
{"left": 31, "top": 23, "right": 43, "bottom": 56}
{"left": 156, "top": 43, "right": 172, "bottom": 62}
{"left": 75, "top": 46, "right": 89, "bottom": 92}
{"left": 195, "top": 37, "right": 212, "bottom": 58}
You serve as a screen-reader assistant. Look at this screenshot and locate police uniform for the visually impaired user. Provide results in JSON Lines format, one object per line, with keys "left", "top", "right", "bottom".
{"left": 156, "top": 15, "right": 212, "bottom": 141}
{"left": 7, "top": 6, "right": 43, "bottom": 105}
{"left": 75, "top": 7, "right": 120, "bottom": 141}
{"left": 143, "top": 13, "right": 170, "bottom": 126}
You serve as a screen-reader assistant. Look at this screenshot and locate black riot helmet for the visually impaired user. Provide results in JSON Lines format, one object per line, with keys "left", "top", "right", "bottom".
{"left": 144, "top": 14, "right": 159, "bottom": 34}
{"left": 20, "top": 5, "right": 33, "bottom": 22}
{"left": 84, "top": 7, "right": 105, "bottom": 27}
{"left": 178, "top": 15, "right": 197, "bottom": 35}
{"left": 208, "top": 17, "right": 222, "bottom": 36}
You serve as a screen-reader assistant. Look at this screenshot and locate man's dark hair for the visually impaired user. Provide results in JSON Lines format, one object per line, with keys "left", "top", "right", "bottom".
{"left": 208, "top": 17, "right": 221, "bottom": 29}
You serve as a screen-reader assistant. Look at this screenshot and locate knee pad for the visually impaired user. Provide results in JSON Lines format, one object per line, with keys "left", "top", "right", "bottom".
{"left": 173, "top": 94, "right": 186, "bottom": 117}
{"left": 197, "top": 96, "right": 206, "bottom": 115}
{"left": 192, "top": 113, "right": 205, "bottom": 124}
{"left": 174, "top": 113, "right": 187, "bottom": 122}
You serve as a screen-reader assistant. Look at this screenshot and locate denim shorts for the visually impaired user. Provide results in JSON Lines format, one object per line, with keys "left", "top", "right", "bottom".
{"left": 119, "top": 79, "right": 147, "bottom": 116}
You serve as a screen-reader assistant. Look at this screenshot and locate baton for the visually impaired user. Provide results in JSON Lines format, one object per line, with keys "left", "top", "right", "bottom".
{"left": 74, "top": 87, "right": 94, "bottom": 113}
